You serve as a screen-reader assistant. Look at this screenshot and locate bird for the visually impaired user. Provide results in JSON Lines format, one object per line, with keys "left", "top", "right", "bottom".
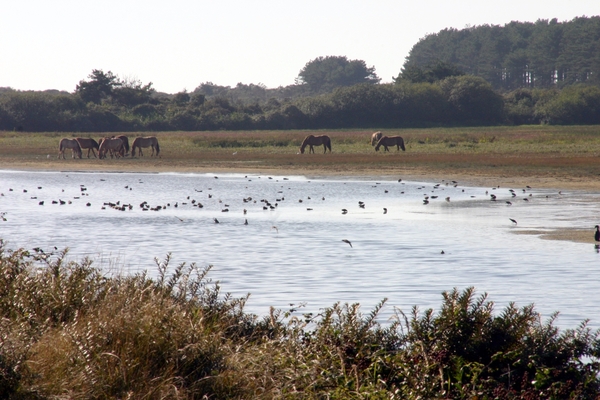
{"left": 213, "top": 218, "right": 219, "bottom": 224}
{"left": 271, "top": 226, "right": 279, "bottom": 233}
{"left": 175, "top": 216, "right": 184, "bottom": 222}
{"left": 244, "top": 219, "right": 248, "bottom": 225}
{"left": 510, "top": 218, "right": 517, "bottom": 225}
{"left": 341, "top": 209, "right": 348, "bottom": 215}
{"left": 441, "top": 250, "right": 445, "bottom": 254}
{"left": 595, "top": 225, "right": 600, "bottom": 242}
{"left": 342, "top": 239, "right": 352, "bottom": 248}
{"left": 506, "top": 201, "right": 512, "bottom": 206}
{"left": 383, "top": 208, "right": 387, "bottom": 214}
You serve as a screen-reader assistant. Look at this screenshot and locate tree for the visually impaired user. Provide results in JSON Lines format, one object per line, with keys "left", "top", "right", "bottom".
{"left": 112, "top": 77, "right": 154, "bottom": 107}
{"left": 296, "top": 56, "right": 380, "bottom": 93}
{"left": 394, "top": 61, "right": 465, "bottom": 84}
{"left": 75, "top": 70, "right": 121, "bottom": 104}
{"left": 439, "top": 75, "right": 505, "bottom": 124}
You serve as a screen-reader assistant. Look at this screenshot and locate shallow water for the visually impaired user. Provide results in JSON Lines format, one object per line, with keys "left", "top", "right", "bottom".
{"left": 1, "top": 170, "right": 600, "bottom": 329}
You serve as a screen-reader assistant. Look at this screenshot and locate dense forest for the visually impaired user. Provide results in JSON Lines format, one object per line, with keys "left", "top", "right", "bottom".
{"left": 1, "top": 17, "right": 599, "bottom": 133}
{"left": 400, "top": 16, "right": 600, "bottom": 90}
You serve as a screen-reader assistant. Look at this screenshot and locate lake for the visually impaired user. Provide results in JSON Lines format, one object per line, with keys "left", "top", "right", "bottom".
{"left": 1, "top": 169, "right": 599, "bottom": 329}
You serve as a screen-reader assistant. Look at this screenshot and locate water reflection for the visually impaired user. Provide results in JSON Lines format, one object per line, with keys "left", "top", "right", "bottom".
{"left": 1, "top": 170, "right": 600, "bottom": 329}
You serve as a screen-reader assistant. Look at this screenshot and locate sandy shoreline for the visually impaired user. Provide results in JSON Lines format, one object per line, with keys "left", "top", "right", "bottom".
{"left": 3, "top": 158, "right": 600, "bottom": 191}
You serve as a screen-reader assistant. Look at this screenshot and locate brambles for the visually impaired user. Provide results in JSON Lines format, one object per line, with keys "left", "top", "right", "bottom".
{"left": 1, "top": 240, "right": 599, "bottom": 398}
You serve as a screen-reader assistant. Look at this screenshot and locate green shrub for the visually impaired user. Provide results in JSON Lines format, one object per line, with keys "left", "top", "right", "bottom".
{"left": 1, "top": 240, "right": 598, "bottom": 398}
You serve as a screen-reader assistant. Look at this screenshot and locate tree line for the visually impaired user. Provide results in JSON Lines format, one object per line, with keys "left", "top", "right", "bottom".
{"left": 401, "top": 16, "right": 600, "bottom": 91}
{"left": 2, "top": 16, "right": 600, "bottom": 134}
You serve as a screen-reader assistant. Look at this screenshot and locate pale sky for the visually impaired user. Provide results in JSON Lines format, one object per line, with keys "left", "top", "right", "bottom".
{"left": 1, "top": 1, "right": 598, "bottom": 94}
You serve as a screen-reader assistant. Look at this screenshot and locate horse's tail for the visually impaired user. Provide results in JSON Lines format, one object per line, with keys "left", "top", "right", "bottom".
{"left": 399, "top": 137, "right": 406, "bottom": 151}
{"left": 155, "top": 140, "right": 160, "bottom": 156}
{"left": 326, "top": 138, "right": 332, "bottom": 153}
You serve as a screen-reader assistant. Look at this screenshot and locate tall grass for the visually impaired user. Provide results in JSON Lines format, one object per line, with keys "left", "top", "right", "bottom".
{"left": 1, "top": 240, "right": 599, "bottom": 398}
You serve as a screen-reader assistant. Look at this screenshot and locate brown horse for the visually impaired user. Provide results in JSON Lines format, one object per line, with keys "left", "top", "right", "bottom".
{"left": 375, "top": 136, "right": 406, "bottom": 152}
{"left": 115, "top": 135, "right": 130, "bottom": 155}
{"left": 75, "top": 137, "right": 100, "bottom": 158}
{"left": 58, "top": 138, "right": 82, "bottom": 159}
{"left": 300, "top": 135, "right": 332, "bottom": 154}
{"left": 131, "top": 136, "right": 160, "bottom": 157}
{"left": 98, "top": 137, "right": 124, "bottom": 159}
{"left": 370, "top": 131, "right": 383, "bottom": 146}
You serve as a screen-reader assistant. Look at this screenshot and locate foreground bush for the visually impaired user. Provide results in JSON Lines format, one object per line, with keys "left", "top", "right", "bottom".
{"left": 1, "top": 239, "right": 599, "bottom": 399}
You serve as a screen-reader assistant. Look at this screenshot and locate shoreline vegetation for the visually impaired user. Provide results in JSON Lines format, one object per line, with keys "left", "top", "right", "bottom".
{"left": 1, "top": 242, "right": 599, "bottom": 398}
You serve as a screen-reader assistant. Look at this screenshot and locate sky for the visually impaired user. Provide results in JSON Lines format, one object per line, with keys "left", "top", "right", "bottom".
{"left": 1, "top": 1, "right": 599, "bottom": 94}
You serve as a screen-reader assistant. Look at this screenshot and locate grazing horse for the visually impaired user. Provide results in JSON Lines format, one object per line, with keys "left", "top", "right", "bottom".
{"left": 98, "top": 137, "right": 124, "bottom": 159}
{"left": 370, "top": 131, "right": 383, "bottom": 146}
{"left": 131, "top": 136, "right": 160, "bottom": 157}
{"left": 75, "top": 137, "right": 100, "bottom": 158}
{"left": 300, "top": 135, "right": 332, "bottom": 154}
{"left": 375, "top": 136, "right": 406, "bottom": 152}
{"left": 115, "top": 135, "right": 130, "bottom": 156}
{"left": 58, "top": 138, "right": 82, "bottom": 159}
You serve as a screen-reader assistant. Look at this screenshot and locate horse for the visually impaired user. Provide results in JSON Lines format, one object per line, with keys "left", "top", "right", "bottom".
{"left": 98, "top": 137, "right": 124, "bottom": 159}
{"left": 370, "top": 131, "right": 383, "bottom": 146}
{"left": 300, "top": 135, "right": 332, "bottom": 154}
{"left": 75, "top": 137, "right": 100, "bottom": 158}
{"left": 58, "top": 138, "right": 82, "bottom": 159}
{"left": 375, "top": 136, "right": 406, "bottom": 152}
{"left": 131, "top": 136, "right": 160, "bottom": 157}
{"left": 115, "top": 135, "right": 130, "bottom": 156}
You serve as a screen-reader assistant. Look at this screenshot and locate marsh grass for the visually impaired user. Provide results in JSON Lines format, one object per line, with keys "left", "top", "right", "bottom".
{"left": 3, "top": 125, "right": 600, "bottom": 159}
{"left": 1, "top": 240, "right": 599, "bottom": 399}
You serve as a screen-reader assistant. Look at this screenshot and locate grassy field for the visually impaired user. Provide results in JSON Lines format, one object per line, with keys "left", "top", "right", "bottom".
{"left": 2, "top": 125, "right": 600, "bottom": 188}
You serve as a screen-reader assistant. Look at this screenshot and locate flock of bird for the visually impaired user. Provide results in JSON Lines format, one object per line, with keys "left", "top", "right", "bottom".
{"left": 3, "top": 173, "right": 590, "bottom": 251}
